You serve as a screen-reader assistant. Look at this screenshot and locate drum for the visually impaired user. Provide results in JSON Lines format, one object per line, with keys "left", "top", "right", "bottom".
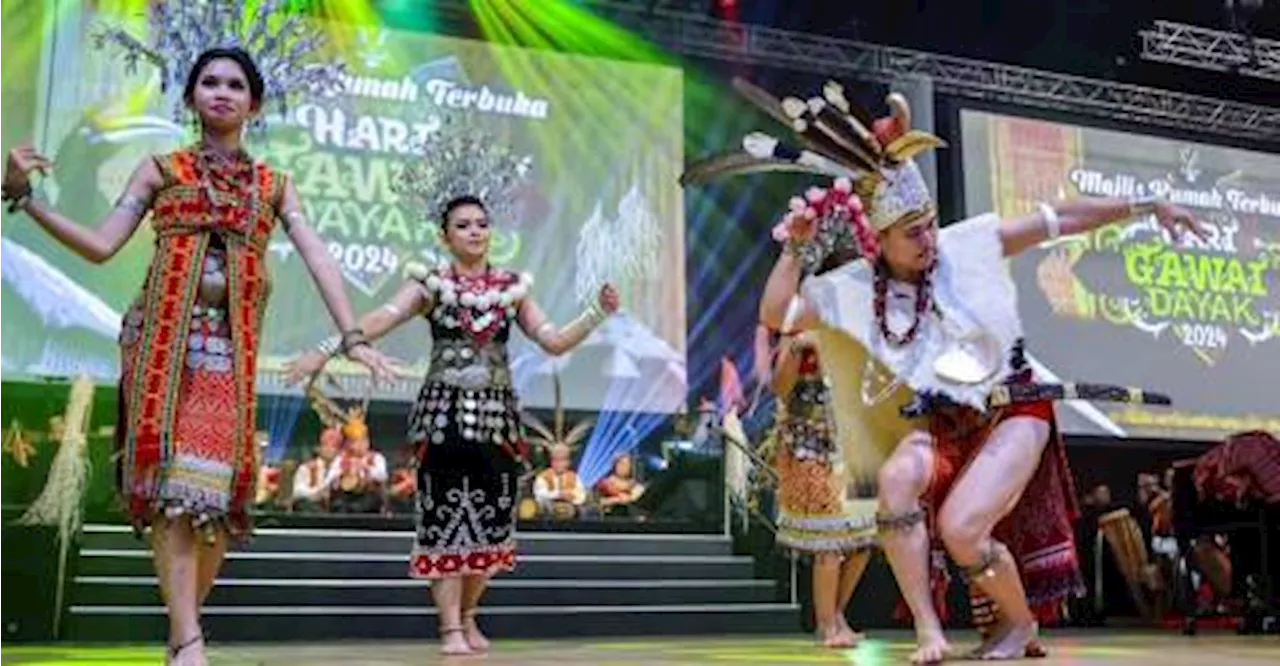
{"left": 1098, "top": 508, "right": 1155, "bottom": 618}
{"left": 518, "top": 498, "right": 538, "bottom": 521}
{"left": 1192, "top": 539, "right": 1233, "bottom": 599}
{"left": 340, "top": 470, "right": 362, "bottom": 493}
{"left": 551, "top": 500, "right": 577, "bottom": 521}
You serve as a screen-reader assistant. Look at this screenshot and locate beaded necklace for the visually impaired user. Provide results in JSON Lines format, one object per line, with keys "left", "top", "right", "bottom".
{"left": 423, "top": 264, "right": 531, "bottom": 346}
{"left": 194, "top": 143, "right": 259, "bottom": 231}
{"left": 872, "top": 258, "right": 937, "bottom": 347}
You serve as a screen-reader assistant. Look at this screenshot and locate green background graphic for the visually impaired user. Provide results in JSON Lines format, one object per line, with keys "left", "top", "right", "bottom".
{"left": 1, "top": 10, "right": 687, "bottom": 414}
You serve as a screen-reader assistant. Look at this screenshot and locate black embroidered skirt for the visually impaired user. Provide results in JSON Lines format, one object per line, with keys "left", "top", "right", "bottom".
{"left": 406, "top": 381, "right": 526, "bottom": 579}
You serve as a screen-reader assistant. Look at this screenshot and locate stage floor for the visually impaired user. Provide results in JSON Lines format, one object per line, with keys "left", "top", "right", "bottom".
{"left": 4, "top": 631, "right": 1277, "bottom": 665}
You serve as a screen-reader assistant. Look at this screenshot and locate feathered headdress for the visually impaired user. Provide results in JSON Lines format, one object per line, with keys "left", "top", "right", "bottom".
{"left": 520, "top": 372, "right": 593, "bottom": 458}
{"left": 92, "top": 0, "right": 346, "bottom": 129}
{"left": 682, "top": 78, "right": 945, "bottom": 233}
{"left": 394, "top": 115, "right": 533, "bottom": 225}
{"left": 306, "top": 374, "right": 370, "bottom": 441}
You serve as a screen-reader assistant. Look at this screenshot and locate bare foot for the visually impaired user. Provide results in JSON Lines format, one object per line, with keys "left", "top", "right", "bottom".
{"left": 834, "top": 614, "right": 866, "bottom": 645}
{"left": 816, "top": 620, "right": 860, "bottom": 648}
{"left": 973, "top": 621, "right": 1038, "bottom": 660}
{"left": 167, "top": 635, "right": 206, "bottom": 666}
{"left": 1025, "top": 638, "right": 1048, "bottom": 658}
{"left": 440, "top": 628, "right": 474, "bottom": 656}
{"left": 463, "top": 614, "right": 491, "bottom": 652}
{"left": 910, "top": 629, "right": 951, "bottom": 665}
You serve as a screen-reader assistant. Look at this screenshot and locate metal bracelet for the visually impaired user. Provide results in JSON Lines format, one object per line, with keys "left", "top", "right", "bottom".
{"left": 1037, "top": 201, "right": 1060, "bottom": 239}
{"left": 584, "top": 303, "right": 607, "bottom": 325}
{"left": 316, "top": 335, "right": 341, "bottom": 356}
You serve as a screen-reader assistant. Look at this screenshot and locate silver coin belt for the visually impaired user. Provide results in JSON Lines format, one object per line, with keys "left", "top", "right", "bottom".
{"left": 424, "top": 339, "right": 514, "bottom": 391}
{"left": 185, "top": 252, "right": 232, "bottom": 373}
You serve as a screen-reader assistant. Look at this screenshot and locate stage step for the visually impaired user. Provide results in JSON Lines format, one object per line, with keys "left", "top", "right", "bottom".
{"left": 80, "top": 525, "right": 737, "bottom": 556}
{"left": 65, "top": 524, "right": 797, "bottom": 641}
{"left": 63, "top": 604, "right": 801, "bottom": 640}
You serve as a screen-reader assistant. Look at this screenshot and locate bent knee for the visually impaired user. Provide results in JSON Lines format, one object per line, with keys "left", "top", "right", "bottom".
{"left": 937, "top": 513, "right": 986, "bottom": 559}
{"left": 877, "top": 434, "right": 932, "bottom": 496}
{"left": 877, "top": 457, "right": 919, "bottom": 497}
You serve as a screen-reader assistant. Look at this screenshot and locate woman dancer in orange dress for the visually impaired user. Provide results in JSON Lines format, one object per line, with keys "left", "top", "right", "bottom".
{"left": 4, "top": 44, "right": 394, "bottom": 665}
{"left": 760, "top": 207, "right": 875, "bottom": 647}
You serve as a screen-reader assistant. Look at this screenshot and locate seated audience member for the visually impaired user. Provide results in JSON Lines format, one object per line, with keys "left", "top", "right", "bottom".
{"left": 253, "top": 432, "right": 282, "bottom": 509}
{"left": 324, "top": 412, "right": 388, "bottom": 514}
{"left": 596, "top": 453, "right": 646, "bottom": 518}
{"left": 255, "top": 465, "right": 282, "bottom": 509}
{"left": 386, "top": 450, "right": 417, "bottom": 515}
{"left": 533, "top": 443, "right": 587, "bottom": 520}
{"left": 1138, "top": 473, "right": 1174, "bottom": 546}
{"left": 689, "top": 396, "right": 722, "bottom": 454}
{"left": 293, "top": 427, "right": 343, "bottom": 512}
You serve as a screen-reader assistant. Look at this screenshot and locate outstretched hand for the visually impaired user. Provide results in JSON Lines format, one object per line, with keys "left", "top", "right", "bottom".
{"left": 347, "top": 344, "right": 404, "bottom": 385}
{"left": 1154, "top": 201, "right": 1207, "bottom": 242}
{"left": 597, "top": 283, "right": 621, "bottom": 315}
{"left": 284, "top": 349, "right": 330, "bottom": 385}
{"left": 4, "top": 143, "right": 52, "bottom": 197}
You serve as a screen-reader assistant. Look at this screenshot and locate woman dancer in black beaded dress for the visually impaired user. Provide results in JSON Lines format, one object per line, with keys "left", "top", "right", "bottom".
{"left": 288, "top": 195, "right": 618, "bottom": 655}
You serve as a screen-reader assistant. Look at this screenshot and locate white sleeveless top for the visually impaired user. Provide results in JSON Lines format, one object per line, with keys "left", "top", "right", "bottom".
{"left": 802, "top": 213, "right": 1022, "bottom": 411}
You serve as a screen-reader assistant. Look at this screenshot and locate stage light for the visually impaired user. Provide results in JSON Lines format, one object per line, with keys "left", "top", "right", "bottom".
{"left": 713, "top": 0, "right": 740, "bottom": 24}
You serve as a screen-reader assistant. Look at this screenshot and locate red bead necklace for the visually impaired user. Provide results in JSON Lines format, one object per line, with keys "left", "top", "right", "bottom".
{"left": 873, "top": 259, "right": 937, "bottom": 347}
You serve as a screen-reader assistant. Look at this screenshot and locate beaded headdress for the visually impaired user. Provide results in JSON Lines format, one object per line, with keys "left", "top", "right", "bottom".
{"left": 92, "top": 0, "right": 346, "bottom": 130}
{"left": 394, "top": 115, "right": 533, "bottom": 226}
{"left": 682, "top": 78, "right": 945, "bottom": 233}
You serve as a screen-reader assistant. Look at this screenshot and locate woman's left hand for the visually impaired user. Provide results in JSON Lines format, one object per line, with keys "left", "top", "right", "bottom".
{"left": 1154, "top": 201, "right": 1207, "bottom": 241}
{"left": 347, "top": 345, "right": 404, "bottom": 385}
{"left": 284, "top": 349, "right": 330, "bottom": 385}
{"left": 598, "top": 283, "right": 621, "bottom": 315}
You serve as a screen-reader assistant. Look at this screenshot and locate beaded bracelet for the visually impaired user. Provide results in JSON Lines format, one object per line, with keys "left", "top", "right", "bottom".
{"left": 2, "top": 182, "right": 33, "bottom": 214}
{"left": 339, "top": 328, "right": 369, "bottom": 355}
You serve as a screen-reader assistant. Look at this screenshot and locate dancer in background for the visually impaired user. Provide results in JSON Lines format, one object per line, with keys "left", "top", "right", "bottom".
{"left": 287, "top": 194, "right": 619, "bottom": 655}
{"left": 3, "top": 45, "right": 392, "bottom": 665}
{"left": 758, "top": 218, "right": 877, "bottom": 648}
{"left": 685, "top": 79, "right": 1198, "bottom": 663}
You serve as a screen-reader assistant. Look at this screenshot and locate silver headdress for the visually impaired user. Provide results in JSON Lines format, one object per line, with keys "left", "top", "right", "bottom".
{"left": 92, "top": 0, "right": 345, "bottom": 129}
{"left": 395, "top": 116, "right": 533, "bottom": 224}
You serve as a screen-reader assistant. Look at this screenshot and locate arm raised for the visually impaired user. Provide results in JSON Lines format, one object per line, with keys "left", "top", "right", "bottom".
{"left": 516, "top": 283, "right": 619, "bottom": 356}
{"left": 10, "top": 150, "right": 161, "bottom": 264}
{"left": 999, "top": 196, "right": 1204, "bottom": 257}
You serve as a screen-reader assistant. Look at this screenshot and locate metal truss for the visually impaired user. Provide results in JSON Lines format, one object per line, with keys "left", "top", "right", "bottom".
{"left": 432, "top": 0, "right": 1279, "bottom": 142}
{"left": 1140, "top": 20, "right": 1280, "bottom": 83}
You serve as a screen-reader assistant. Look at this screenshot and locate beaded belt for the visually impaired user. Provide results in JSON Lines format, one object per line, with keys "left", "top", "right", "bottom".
{"left": 901, "top": 382, "right": 1171, "bottom": 419}
{"left": 988, "top": 382, "right": 1171, "bottom": 408}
